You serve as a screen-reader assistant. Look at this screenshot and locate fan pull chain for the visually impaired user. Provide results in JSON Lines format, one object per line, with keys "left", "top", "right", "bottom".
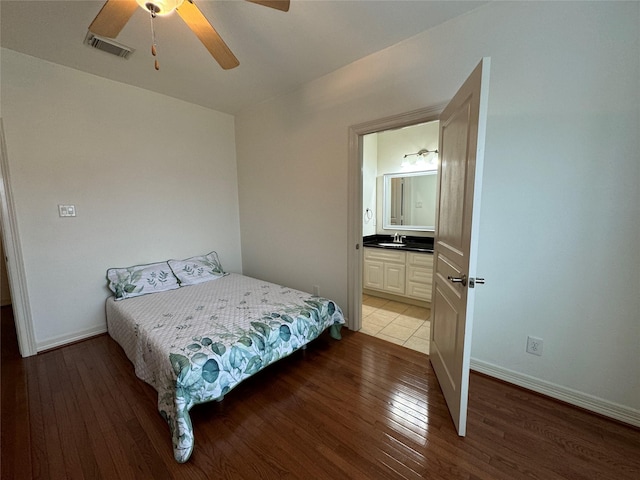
{"left": 148, "top": 9, "right": 160, "bottom": 70}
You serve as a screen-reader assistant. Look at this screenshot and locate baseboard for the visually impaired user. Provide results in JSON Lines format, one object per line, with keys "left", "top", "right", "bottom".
{"left": 470, "top": 358, "right": 640, "bottom": 428}
{"left": 37, "top": 324, "right": 107, "bottom": 352}
{"left": 363, "top": 289, "right": 430, "bottom": 308}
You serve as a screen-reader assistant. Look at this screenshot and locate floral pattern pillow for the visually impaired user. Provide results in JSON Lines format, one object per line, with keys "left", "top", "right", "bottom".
{"left": 168, "top": 251, "right": 226, "bottom": 286}
{"left": 107, "top": 262, "right": 180, "bottom": 300}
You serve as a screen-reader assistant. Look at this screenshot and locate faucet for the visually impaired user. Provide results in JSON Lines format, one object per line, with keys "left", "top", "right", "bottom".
{"left": 392, "top": 233, "right": 406, "bottom": 243}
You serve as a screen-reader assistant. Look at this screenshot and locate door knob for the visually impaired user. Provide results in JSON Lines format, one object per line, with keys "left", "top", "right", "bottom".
{"left": 447, "top": 274, "right": 467, "bottom": 287}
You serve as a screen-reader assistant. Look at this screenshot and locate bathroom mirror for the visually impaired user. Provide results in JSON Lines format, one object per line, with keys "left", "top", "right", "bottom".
{"left": 383, "top": 171, "right": 437, "bottom": 231}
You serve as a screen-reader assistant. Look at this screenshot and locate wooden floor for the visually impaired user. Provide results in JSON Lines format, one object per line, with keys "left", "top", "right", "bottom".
{"left": 2, "top": 306, "right": 639, "bottom": 479}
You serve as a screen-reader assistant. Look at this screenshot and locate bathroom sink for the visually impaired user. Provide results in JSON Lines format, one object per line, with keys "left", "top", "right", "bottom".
{"left": 378, "top": 242, "right": 405, "bottom": 247}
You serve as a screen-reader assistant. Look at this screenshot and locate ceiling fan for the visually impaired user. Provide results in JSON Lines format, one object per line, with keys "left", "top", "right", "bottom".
{"left": 88, "top": 0, "right": 290, "bottom": 70}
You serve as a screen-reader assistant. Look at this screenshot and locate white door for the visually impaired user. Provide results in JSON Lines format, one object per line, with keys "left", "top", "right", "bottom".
{"left": 430, "top": 58, "right": 490, "bottom": 435}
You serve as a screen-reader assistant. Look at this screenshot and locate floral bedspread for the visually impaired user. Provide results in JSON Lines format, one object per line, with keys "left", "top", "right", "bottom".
{"left": 105, "top": 273, "right": 345, "bottom": 463}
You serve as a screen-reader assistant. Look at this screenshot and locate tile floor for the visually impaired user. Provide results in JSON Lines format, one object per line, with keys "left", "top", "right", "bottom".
{"left": 360, "top": 294, "right": 430, "bottom": 355}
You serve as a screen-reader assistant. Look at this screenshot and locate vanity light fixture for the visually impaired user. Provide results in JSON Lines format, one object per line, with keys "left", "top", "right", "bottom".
{"left": 402, "top": 148, "right": 438, "bottom": 168}
{"left": 404, "top": 148, "right": 438, "bottom": 160}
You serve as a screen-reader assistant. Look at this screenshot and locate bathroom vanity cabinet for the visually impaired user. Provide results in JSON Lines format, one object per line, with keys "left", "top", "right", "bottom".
{"left": 363, "top": 247, "right": 433, "bottom": 303}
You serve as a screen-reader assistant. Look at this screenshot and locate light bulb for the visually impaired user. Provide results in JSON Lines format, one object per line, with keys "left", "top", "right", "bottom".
{"left": 136, "top": 0, "right": 184, "bottom": 15}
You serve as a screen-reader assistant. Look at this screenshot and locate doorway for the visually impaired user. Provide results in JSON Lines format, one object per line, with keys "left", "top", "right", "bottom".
{"left": 348, "top": 58, "right": 490, "bottom": 437}
{"left": 359, "top": 122, "right": 439, "bottom": 354}
{"left": 347, "top": 104, "right": 445, "bottom": 346}
{"left": 1, "top": 229, "right": 12, "bottom": 307}
{"left": 0, "top": 119, "right": 37, "bottom": 357}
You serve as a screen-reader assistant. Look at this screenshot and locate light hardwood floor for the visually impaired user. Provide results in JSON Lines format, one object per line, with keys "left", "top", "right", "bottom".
{"left": 361, "top": 294, "right": 430, "bottom": 354}
{"left": 2, "top": 306, "right": 639, "bottom": 479}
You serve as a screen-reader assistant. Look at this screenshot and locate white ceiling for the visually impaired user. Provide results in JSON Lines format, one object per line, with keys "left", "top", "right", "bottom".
{"left": 1, "top": 0, "right": 486, "bottom": 114}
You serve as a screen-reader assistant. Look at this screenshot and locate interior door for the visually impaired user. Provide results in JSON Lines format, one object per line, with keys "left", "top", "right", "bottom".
{"left": 430, "top": 58, "right": 490, "bottom": 435}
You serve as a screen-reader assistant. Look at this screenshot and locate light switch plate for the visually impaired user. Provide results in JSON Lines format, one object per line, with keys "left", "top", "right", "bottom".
{"left": 58, "top": 205, "right": 76, "bottom": 217}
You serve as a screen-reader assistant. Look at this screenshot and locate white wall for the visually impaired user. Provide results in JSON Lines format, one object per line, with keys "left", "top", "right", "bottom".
{"left": 376, "top": 121, "right": 439, "bottom": 174}
{"left": 1, "top": 49, "right": 242, "bottom": 350}
{"left": 235, "top": 1, "right": 640, "bottom": 420}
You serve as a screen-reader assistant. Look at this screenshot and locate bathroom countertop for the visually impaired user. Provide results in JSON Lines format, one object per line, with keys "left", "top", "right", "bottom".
{"left": 362, "top": 235, "right": 434, "bottom": 253}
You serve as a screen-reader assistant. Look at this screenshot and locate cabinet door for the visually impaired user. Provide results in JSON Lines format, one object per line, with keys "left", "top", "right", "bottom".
{"left": 406, "top": 253, "right": 434, "bottom": 302}
{"left": 363, "top": 260, "right": 384, "bottom": 290}
{"left": 407, "top": 265, "right": 432, "bottom": 285}
{"left": 383, "top": 263, "right": 406, "bottom": 295}
{"left": 406, "top": 281, "right": 432, "bottom": 302}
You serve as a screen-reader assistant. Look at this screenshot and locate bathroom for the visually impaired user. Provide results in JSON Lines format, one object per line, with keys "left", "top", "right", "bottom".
{"left": 361, "top": 120, "right": 438, "bottom": 354}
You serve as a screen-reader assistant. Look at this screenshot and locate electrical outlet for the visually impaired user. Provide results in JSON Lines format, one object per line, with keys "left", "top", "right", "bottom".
{"left": 526, "top": 336, "right": 543, "bottom": 356}
{"left": 58, "top": 205, "right": 76, "bottom": 217}
{"left": 313, "top": 285, "right": 320, "bottom": 296}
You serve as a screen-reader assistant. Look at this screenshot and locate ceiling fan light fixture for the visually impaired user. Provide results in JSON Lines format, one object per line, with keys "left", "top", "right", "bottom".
{"left": 90, "top": 0, "right": 287, "bottom": 70}
{"left": 136, "top": 0, "right": 185, "bottom": 16}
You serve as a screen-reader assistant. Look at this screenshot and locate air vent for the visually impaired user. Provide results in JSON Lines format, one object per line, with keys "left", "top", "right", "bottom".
{"left": 84, "top": 32, "right": 134, "bottom": 59}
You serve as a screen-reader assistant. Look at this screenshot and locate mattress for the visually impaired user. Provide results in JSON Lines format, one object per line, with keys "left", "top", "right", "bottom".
{"left": 106, "top": 273, "right": 345, "bottom": 462}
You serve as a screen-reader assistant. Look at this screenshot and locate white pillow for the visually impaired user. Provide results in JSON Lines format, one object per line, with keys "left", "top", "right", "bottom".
{"left": 107, "top": 261, "right": 180, "bottom": 300}
{"left": 168, "top": 251, "right": 227, "bottom": 286}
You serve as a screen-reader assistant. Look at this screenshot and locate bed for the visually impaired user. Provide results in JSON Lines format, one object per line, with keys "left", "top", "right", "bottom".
{"left": 105, "top": 253, "right": 345, "bottom": 463}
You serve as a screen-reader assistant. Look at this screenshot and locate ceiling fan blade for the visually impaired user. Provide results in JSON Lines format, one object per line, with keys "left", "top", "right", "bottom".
{"left": 246, "top": 0, "right": 290, "bottom": 12}
{"left": 88, "top": 0, "right": 138, "bottom": 38}
{"left": 176, "top": 1, "right": 240, "bottom": 70}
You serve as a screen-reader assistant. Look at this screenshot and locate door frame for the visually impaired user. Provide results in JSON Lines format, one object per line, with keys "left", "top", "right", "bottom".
{"left": 0, "top": 119, "right": 37, "bottom": 356}
{"left": 347, "top": 104, "right": 445, "bottom": 330}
